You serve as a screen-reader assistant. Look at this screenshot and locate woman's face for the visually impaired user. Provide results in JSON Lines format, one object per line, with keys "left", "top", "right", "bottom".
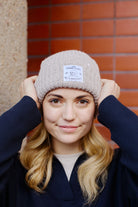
{"left": 43, "top": 88, "right": 95, "bottom": 154}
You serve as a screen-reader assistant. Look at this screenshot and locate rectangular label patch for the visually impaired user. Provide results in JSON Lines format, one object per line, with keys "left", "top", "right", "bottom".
{"left": 64, "top": 65, "right": 83, "bottom": 82}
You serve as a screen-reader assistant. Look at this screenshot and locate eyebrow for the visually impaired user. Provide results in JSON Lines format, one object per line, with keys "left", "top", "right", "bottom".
{"left": 47, "top": 94, "right": 63, "bottom": 98}
{"left": 47, "top": 94, "right": 92, "bottom": 99}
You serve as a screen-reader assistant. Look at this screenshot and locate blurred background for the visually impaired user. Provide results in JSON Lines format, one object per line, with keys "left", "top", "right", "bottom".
{"left": 0, "top": 0, "right": 138, "bottom": 139}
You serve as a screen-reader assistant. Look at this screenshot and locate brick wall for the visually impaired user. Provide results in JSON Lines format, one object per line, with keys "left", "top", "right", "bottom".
{"left": 28, "top": 0, "right": 138, "bottom": 140}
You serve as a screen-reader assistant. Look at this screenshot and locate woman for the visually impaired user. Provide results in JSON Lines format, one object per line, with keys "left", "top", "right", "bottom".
{"left": 0, "top": 50, "right": 137, "bottom": 207}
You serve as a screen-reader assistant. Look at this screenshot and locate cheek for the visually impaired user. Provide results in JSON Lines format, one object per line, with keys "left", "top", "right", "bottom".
{"left": 43, "top": 110, "right": 55, "bottom": 124}
{"left": 80, "top": 107, "right": 95, "bottom": 124}
{"left": 43, "top": 105, "right": 59, "bottom": 125}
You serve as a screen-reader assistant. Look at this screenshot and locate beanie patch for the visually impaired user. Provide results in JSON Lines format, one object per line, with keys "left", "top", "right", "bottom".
{"left": 63, "top": 65, "right": 83, "bottom": 82}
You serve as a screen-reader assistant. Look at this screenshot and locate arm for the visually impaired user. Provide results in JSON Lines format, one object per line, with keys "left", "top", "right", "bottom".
{"left": 0, "top": 96, "right": 41, "bottom": 162}
{"left": 0, "top": 76, "right": 41, "bottom": 190}
{"left": 97, "top": 79, "right": 138, "bottom": 174}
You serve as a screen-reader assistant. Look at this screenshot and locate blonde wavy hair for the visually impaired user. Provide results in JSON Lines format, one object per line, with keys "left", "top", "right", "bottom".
{"left": 20, "top": 121, "right": 114, "bottom": 204}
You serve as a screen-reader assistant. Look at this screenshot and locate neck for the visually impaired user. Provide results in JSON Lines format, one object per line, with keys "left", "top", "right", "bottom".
{"left": 52, "top": 140, "right": 82, "bottom": 155}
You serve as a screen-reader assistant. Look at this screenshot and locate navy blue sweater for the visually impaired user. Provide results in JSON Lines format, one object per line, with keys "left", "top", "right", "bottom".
{"left": 0, "top": 95, "right": 138, "bottom": 207}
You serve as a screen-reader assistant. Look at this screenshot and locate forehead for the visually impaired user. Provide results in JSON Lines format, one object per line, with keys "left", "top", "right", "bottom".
{"left": 46, "top": 88, "right": 93, "bottom": 98}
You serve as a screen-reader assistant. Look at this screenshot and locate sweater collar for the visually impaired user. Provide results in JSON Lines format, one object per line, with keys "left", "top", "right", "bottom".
{"left": 46, "top": 153, "right": 87, "bottom": 201}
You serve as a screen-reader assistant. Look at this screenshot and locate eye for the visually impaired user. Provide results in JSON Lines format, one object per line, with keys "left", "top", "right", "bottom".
{"left": 78, "top": 99, "right": 89, "bottom": 104}
{"left": 50, "top": 98, "right": 61, "bottom": 104}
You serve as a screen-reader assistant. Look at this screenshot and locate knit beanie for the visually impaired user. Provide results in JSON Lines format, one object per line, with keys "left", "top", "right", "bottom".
{"left": 35, "top": 50, "right": 101, "bottom": 103}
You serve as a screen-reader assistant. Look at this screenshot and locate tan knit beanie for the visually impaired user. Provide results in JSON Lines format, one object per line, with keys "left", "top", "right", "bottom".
{"left": 35, "top": 50, "right": 101, "bottom": 103}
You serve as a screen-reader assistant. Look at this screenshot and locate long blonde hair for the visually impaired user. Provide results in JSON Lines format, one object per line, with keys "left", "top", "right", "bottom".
{"left": 20, "top": 121, "right": 114, "bottom": 204}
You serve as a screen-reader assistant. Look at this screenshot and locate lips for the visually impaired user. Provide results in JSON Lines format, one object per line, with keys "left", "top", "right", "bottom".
{"left": 59, "top": 125, "right": 78, "bottom": 128}
{"left": 58, "top": 125, "right": 79, "bottom": 133}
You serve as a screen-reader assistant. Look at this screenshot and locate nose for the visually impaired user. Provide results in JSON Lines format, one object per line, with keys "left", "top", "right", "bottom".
{"left": 62, "top": 103, "right": 76, "bottom": 121}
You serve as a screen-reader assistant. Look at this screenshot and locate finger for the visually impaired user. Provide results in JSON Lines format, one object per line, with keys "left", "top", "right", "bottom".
{"left": 101, "top": 79, "right": 111, "bottom": 84}
{"left": 25, "top": 75, "right": 38, "bottom": 84}
{"left": 29, "top": 75, "right": 38, "bottom": 82}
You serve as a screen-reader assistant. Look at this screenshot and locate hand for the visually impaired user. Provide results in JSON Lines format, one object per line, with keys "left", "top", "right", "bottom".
{"left": 20, "top": 76, "right": 41, "bottom": 109}
{"left": 98, "top": 79, "right": 120, "bottom": 106}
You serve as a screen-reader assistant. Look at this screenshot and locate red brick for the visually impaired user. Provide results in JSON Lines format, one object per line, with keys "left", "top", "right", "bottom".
{"left": 51, "top": 5, "right": 80, "bottom": 21}
{"left": 82, "top": 2, "right": 114, "bottom": 19}
{"left": 116, "top": 73, "right": 138, "bottom": 89}
{"left": 116, "top": 1, "right": 138, "bottom": 17}
{"left": 116, "top": 19, "right": 138, "bottom": 36}
{"left": 51, "top": 39, "right": 80, "bottom": 54}
{"left": 119, "top": 91, "right": 138, "bottom": 107}
{"left": 28, "top": 41, "right": 49, "bottom": 56}
{"left": 28, "top": 24, "right": 49, "bottom": 39}
{"left": 116, "top": 37, "right": 138, "bottom": 53}
{"left": 28, "top": 58, "right": 44, "bottom": 73}
{"left": 28, "top": 0, "right": 49, "bottom": 6}
{"left": 51, "top": 22, "right": 80, "bottom": 38}
{"left": 93, "top": 56, "right": 113, "bottom": 71}
{"left": 83, "top": 20, "right": 114, "bottom": 37}
{"left": 82, "top": 38, "right": 113, "bottom": 54}
{"left": 116, "top": 55, "right": 138, "bottom": 71}
{"left": 28, "top": 7, "right": 49, "bottom": 23}
{"left": 100, "top": 73, "right": 113, "bottom": 80}
{"left": 52, "top": 0, "right": 80, "bottom": 3}
{"left": 83, "top": 0, "right": 109, "bottom": 1}
{"left": 96, "top": 125, "right": 111, "bottom": 141}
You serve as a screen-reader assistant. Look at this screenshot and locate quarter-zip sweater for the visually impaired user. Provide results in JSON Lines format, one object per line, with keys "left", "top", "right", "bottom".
{"left": 0, "top": 95, "right": 138, "bottom": 207}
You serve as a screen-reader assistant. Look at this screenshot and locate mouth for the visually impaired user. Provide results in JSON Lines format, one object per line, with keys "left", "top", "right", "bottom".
{"left": 58, "top": 125, "right": 79, "bottom": 133}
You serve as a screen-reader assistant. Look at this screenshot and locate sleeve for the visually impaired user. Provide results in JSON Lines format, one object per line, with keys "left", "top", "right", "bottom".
{"left": 97, "top": 95, "right": 138, "bottom": 174}
{"left": 0, "top": 96, "right": 41, "bottom": 191}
